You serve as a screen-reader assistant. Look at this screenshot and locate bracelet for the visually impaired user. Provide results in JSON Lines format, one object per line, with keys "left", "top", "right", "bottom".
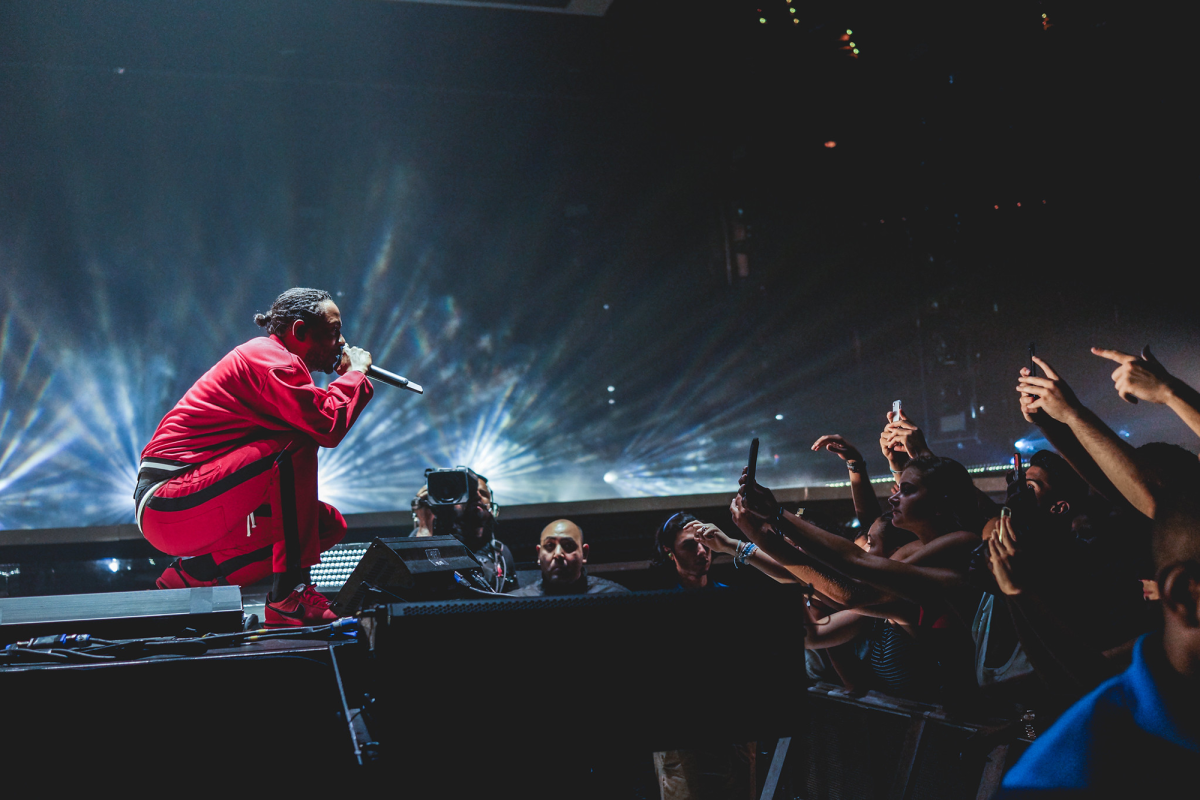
{"left": 846, "top": 460, "right": 866, "bottom": 474}
{"left": 734, "top": 541, "right": 758, "bottom": 568}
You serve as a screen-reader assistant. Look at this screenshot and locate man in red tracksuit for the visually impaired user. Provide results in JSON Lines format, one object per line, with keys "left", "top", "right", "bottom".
{"left": 136, "top": 288, "right": 374, "bottom": 626}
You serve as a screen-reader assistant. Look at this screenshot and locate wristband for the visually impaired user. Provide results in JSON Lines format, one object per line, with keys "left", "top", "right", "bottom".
{"left": 846, "top": 460, "right": 866, "bottom": 474}
{"left": 734, "top": 541, "right": 757, "bottom": 568}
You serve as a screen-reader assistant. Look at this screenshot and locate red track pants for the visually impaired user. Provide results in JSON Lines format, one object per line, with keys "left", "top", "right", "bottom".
{"left": 139, "top": 433, "right": 345, "bottom": 586}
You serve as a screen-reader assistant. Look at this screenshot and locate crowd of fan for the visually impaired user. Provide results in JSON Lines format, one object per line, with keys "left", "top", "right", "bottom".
{"left": 657, "top": 345, "right": 1200, "bottom": 793}
{"left": 411, "top": 345, "right": 1199, "bottom": 794}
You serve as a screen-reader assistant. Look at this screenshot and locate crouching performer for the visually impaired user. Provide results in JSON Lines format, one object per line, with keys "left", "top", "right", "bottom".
{"left": 135, "top": 288, "right": 374, "bottom": 627}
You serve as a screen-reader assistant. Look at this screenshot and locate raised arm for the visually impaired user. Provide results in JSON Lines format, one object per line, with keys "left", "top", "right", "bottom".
{"left": 1093, "top": 345, "right": 1200, "bottom": 442}
{"left": 778, "top": 506, "right": 969, "bottom": 607}
{"left": 689, "top": 521, "right": 799, "bottom": 585}
{"left": 1016, "top": 369, "right": 1122, "bottom": 501}
{"left": 812, "top": 434, "right": 882, "bottom": 528}
{"left": 736, "top": 469, "right": 970, "bottom": 609}
{"left": 258, "top": 362, "right": 374, "bottom": 448}
{"left": 879, "top": 410, "right": 933, "bottom": 486}
{"left": 1019, "top": 355, "right": 1160, "bottom": 517}
{"left": 730, "top": 495, "right": 882, "bottom": 607}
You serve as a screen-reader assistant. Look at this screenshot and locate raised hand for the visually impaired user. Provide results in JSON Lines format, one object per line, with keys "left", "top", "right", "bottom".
{"left": 688, "top": 520, "right": 738, "bottom": 555}
{"left": 987, "top": 514, "right": 1024, "bottom": 596}
{"left": 880, "top": 411, "right": 910, "bottom": 473}
{"left": 812, "top": 434, "right": 864, "bottom": 463}
{"left": 882, "top": 410, "right": 933, "bottom": 461}
{"left": 730, "top": 493, "right": 769, "bottom": 539}
{"left": 1016, "top": 356, "right": 1084, "bottom": 424}
{"left": 1018, "top": 367, "right": 1042, "bottom": 423}
{"left": 1091, "top": 345, "right": 1178, "bottom": 405}
{"left": 737, "top": 466, "right": 780, "bottom": 520}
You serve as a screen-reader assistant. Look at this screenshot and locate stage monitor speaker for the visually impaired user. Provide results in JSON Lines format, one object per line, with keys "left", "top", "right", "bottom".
{"left": 361, "top": 584, "right": 811, "bottom": 757}
{"left": 331, "top": 535, "right": 483, "bottom": 614}
{"left": 0, "top": 586, "right": 244, "bottom": 645}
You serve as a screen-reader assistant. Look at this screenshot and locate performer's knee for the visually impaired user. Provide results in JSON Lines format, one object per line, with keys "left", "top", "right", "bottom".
{"left": 317, "top": 502, "right": 347, "bottom": 551}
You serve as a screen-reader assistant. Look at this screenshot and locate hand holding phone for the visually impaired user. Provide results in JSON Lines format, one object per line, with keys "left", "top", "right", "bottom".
{"left": 747, "top": 438, "right": 760, "bottom": 485}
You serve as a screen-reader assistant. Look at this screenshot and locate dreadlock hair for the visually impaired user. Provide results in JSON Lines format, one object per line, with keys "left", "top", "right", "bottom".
{"left": 903, "top": 455, "right": 984, "bottom": 534}
{"left": 650, "top": 511, "right": 698, "bottom": 571}
{"left": 253, "top": 288, "right": 333, "bottom": 338}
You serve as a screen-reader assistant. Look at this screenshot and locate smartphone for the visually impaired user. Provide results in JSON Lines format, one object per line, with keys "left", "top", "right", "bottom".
{"left": 892, "top": 399, "right": 902, "bottom": 420}
{"left": 1028, "top": 342, "right": 1038, "bottom": 377}
{"left": 747, "top": 437, "right": 760, "bottom": 485}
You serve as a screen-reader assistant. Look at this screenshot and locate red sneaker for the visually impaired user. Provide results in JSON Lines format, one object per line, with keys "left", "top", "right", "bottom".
{"left": 264, "top": 584, "right": 340, "bottom": 628}
{"left": 155, "top": 559, "right": 222, "bottom": 590}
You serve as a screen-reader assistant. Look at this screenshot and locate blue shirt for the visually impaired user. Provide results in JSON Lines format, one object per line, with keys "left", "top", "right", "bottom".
{"left": 1001, "top": 634, "right": 1198, "bottom": 794}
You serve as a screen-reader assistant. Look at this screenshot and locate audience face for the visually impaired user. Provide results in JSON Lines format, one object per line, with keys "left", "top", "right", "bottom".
{"left": 669, "top": 525, "right": 712, "bottom": 582}
{"left": 458, "top": 477, "right": 494, "bottom": 544}
{"left": 889, "top": 466, "right": 939, "bottom": 533}
{"left": 1023, "top": 457, "right": 1078, "bottom": 516}
{"left": 537, "top": 519, "right": 587, "bottom": 585}
{"left": 1151, "top": 496, "right": 1200, "bottom": 680}
{"left": 412, "top": 486, "right": 434, "bottom": 535}
{"left": 1024, "top": 465, "right": 1055, "bottom": 509}
{"left": 864, "top": 517, "right": 894, "bottom": 557}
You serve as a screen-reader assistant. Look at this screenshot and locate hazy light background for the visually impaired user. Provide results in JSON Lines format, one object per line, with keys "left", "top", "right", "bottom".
{"left": 1, "top": 1, "right": 1194, "bottom": 528}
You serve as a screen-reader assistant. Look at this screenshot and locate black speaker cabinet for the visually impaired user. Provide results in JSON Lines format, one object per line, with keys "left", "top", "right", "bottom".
{"left": 331, "top": 536, "right": 482, "bottom": 614}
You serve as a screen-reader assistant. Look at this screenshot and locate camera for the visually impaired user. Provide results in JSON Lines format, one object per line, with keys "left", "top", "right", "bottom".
{"left": 425, "top": 466, "right": 483, "bottom": 507}
{"left": 423, "top": 466, "right": 497, "bottom": 544}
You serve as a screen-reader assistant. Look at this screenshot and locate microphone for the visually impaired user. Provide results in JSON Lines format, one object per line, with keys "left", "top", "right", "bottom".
{"left": 366, "top": 365, "right": 424, "bottom": 394}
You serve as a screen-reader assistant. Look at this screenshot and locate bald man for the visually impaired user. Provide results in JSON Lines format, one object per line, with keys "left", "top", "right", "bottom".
{"left": 509, "top": 519, "right": 629, "bottom": 596}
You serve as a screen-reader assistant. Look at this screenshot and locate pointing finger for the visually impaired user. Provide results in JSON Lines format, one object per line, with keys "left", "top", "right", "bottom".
{"left": 1091, "top": 347, "right": 1137, "bottom": 365}
{"left": 1030, "top": 355, "right": 1060, "bottom": 381}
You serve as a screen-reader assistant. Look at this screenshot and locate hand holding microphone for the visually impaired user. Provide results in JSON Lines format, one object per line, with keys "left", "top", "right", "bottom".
{"left": 336, "top": 343, "right": 423, "bottom": 394}
{"left": 338, "top": 344, "right": 373, "bottom": 376}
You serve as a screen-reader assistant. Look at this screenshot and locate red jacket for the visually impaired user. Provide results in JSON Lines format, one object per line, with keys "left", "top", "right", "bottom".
{"left": 142, "top": 335, "right": 373, "bottom": 463}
